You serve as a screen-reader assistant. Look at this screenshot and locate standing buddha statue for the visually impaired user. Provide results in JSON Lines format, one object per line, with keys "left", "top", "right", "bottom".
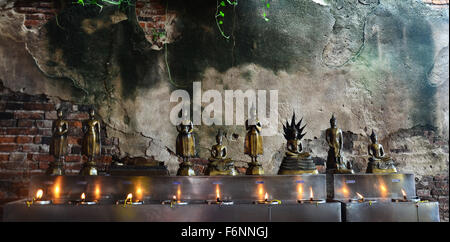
{"left": 205, "top": 129, "right": 237, "bottom": 176}
{"left": 80, "top": 108, "right": 100, "bottom": 176}
{"left": 366, "top": 130, "right": 397, "bottom": 173}
{"left": 244, "top": 105, "right": 264, "bottom": 175}
{"left": 176, "top": 110, "right": 196, "bottom": 176}
{"left": 325, "top": 114, "right": 354, "bottom": 174}
{"left": 47, "top": 109, "right": 68, "bottom": 175}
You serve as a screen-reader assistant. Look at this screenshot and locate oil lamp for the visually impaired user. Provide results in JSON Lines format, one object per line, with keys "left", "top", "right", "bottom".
{"left": 70, "top": 193, "right": 97, "bottom": 205}
{"left": 348, "top": 192, "right": 376, "bottom": 204}
{"left": 391, "top": 188, "right": 419, "bottom": 202}
{"left": 297, "top": 187, "right": 325, "bottom": 204}
{"left": 117, "top": 193, "right": 143, "bottom": 206}
{"left": 254, "top": 192, "right": 281, "bottom": 205}
{"left": 28, "top": 189, "right": 52, "bottom": 205}
{"left": 162, "top": 195, "right": 188, "bottom": 206}
{"left": 206, "top": 184, "right": 233, "bottom": 205}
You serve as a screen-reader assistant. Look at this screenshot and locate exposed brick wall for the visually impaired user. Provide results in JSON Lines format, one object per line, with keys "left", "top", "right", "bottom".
{"left": 416, "top": 175, "right": 449, "bottom": 222}
{"left": 0, "top": 80, "right": 119, "bottom": 218}
{"left": 13, "top": 0, "right": 60, "bottom": 30}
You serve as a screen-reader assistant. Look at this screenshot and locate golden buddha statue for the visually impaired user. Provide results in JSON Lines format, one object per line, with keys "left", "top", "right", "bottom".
{"left": 244, "top": 105, "right": 264, "bottom": 175}
{"left": 366, "top": 130, "right": 397, "bottom": 173}
{"left": 176, "top": 111, "right": 196, "bottom": 176}
{"left": 47, "top": 109, "right": 68, "bottom": 175}
{"left": 278, "top": 113, "right": 318, "bottom": 175}
{"left": 80, "top": 108, "right": 100, "bottom": 176}
{"left": 325, "top": 114, "right": 354, "bottom": 174}
{"left": 205, "top": 130, "right": 237, "bottom": 176}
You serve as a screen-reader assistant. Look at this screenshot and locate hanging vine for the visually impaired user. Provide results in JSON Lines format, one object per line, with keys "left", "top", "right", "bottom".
{"left": 74, "top": 0, "right": 134, "bottom": 11}
{"left": 215, "top": 0, "right": 238, "bottom": 40}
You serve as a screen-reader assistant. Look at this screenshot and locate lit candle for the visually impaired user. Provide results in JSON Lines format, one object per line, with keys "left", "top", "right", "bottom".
{"left": 216, "top": 185, "right": 221, "bottom": 202}
{"left": 35, "top": 189, "right": 43, "bottom": 201}
{"left": 401, "top": 189, "right": 407, "bottom": 200}
{"left": 126, "top": 193, "right": 133, "bottom": 204}
{"left": 173, "top": 195, "right": 177, "bottom": 202}
{"left": 264, "top": 192, "right": 268, "bottom": 202}
{"left": 356, "top": 192, "right": 364, "bottom": 202}
{"left": 309, "top": 187, "right": 314, "bottom": 201}
{"left": 81, "top": 193, "right": 86, "bottom": 202}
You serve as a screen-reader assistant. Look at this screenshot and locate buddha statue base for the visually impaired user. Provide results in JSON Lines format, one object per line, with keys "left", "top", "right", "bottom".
{"left": 177, "top": 161, "right": 195, "bottom": 176}
{"left": 79, "top": 161, "right": 98, "bottom": 176}
{"left": 206, "top": 158, "right": 238, "bottom": 176}
{"left": 278, "top": 153, "right": 318, "bottom": 175}
{"left": 366, "top": 158, "right": 398, "bottom": 174}
{"left": 246, "top": 161, "right": 264, "bottom": 175}
{"left": 46, "top": 160, "right": 65, "bottom": 176}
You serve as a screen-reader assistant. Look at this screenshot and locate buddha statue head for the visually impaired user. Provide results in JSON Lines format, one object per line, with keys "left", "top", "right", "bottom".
{"left": 57, "top": 109, "right": 63, "bottom": 119}
{"left": 330, "top": 113, "right": 337, "bottom": 128}
{"left": 283, "top": 112, "right": 306, "bottom": 154}
{"left": 370, "top": 130, "right": 378, "bottom": 144}
{"left": 216, "top": 129, "right": 224, "bottom": 145}
{"left": 89, "top": 108, "right": 95, "bottom": 119}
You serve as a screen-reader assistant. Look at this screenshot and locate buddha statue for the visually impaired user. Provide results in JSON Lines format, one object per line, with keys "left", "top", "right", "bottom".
{"left": 325, "top": 114, "right": 354, "bottom": 174}
{"left": 278, "top": 112, "right": 318, "bottom": 175}
{"left": 244, "top": 104, "right": 264, "bottom": 175}
{"left": 366, "top": 130, "right": 397, "bottom": 173}
{"left": 176, "top": 110, "right": 196, "bottom": 176}
{"left": 80, "top": 108, "right": 100, "bottom": 176}
{"left": 47, "top": 109, "right": 68, "bottom": 175}
{"left": 205, "top": 129, "right": 237, "bottom": 176}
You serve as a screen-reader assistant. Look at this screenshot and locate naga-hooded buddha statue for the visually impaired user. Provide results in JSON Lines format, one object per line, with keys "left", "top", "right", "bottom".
{"left": 366, "top": 130, "right": 397, "bottom": 174}
{"left": 278, "top": 113, "right": 318, "bottom": 175}
{"left": 205, "top": 129, "right": 237, "bottom": 176}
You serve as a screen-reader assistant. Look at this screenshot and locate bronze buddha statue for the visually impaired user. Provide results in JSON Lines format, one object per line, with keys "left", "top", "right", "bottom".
{"left": 244, "top": 105, "right": 264, "bottom": 175}
{"left": 80, "top": 108, "right": 100, "bottom": 176}
{"left": 205, "top": 130, "right": 237, "bottom": 176}
{"left": 325, "top": 114, "right": 354, "bottom": 174}
{"left": 176, "top": 111, "right": 196, "bottom": 176}
{"left": 47, "top": 109, "right": 68, "bottom": 175}
{"left": 366, "top": 130, "right": 397, "bottom": 173}
{"left": 278, "top": 112, "right": 318, "bottom": 175}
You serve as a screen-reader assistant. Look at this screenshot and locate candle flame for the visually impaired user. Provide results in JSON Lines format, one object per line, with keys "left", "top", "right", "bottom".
{"left": 356, "top": 192, "right": 364, "bottom": 199}
{"left": 173, "top": 195, "right": 177, "bottom": 201}
{"left": 36, "top": 189, "right": 43, "bottom": 199}
{"left": 81, "top": 193, "right": 86, "bottom": 200}
{"left": 54, "top": 185, "right": 60, "bottom": 197}
{"left": 216, "top": 185, "right": 220, "bottom": 200}
{"left": 95, "top": 185, "right": 100, "bottom": 199}
{"left": 297, "top": 184, "right": 303, "bottom": 200}
{"left": 401, "top": 189, "right": 406, "bottom": 197}
{"left": 127, "top": 193, "right": 132, "bottom": 201}
{"left": 380, "top": 185, "right": 387, "bottom": 192}
{"left": 341, "top": 187, "right": 349, "bottom": 197}
{"left": 309, "top": 187, "right": 314, "bottom": 200}
{"left": 264, "top": 192, "right": 268, "bottom": 201}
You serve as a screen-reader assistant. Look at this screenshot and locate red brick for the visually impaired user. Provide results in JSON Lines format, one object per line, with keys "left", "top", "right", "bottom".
{"left": 22, "top": 144, "right": 40, "bottom": 152}
{"left": 17, "top": 119, "right": 34, "bottom": 127}
{"left": 1, "top": 128, "right": 38, "bottom": 135}
{"left": 33, "top": 136, "right": 42, "bottom": 144}
{"left": 0, "top": 120, "right": 16, "bottom": 127}
{"left": 23, "top": 102, "right": 55, "bottom": 111}
{"left": 100, "top": 156, "right": 112, "bottom": 164}
{"left": 9, "top": 153, "right": 26, "bottom": 161}
{"left": 0, "top": 154, "right": 9, "bottom": 161}
{"left": 65, "top": 155, "right": 82, "bottom": 163}
{"left": 69, "top": 121, "right": 82, "bottom": 128}
{"left": 0, "top": 136, "right": 15, "bottom": 143}
{"left": 38, "top": 128, "right": 52, "bottom": 136}
{"left": 68, "top": 137, "right": 82, "bottom": 145}
{"left": 15, "top": 136, "right": 33, "bottom": 144}
{"left": 32, "top": 154, "right": 54, "bottom": 162}
{"left": 14, "top": 111, "right": 44, "bottom": 120}
{"left": 45, "top": 111, "right": 57, "bottom": 120}
{"left": 36, "top": 120, "right": 53, "bottom": 128}
{"left": 0, "top": 144, "right": 18, "bottom": 152}
{"left": 67, "top": 113, "right": 89, "bottom": 120}
{"left": 24, "top": 19, "right": 43, "bottom": 28}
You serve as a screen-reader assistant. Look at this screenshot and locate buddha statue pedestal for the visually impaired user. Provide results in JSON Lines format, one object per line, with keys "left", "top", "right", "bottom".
{"left": 277, "top": 113, "right": 318, "bottom": 175}
{"left": 246, "top": 161, "right": 264, "bottom": 175}
{"left": 177, "top": 160, "right": 195, "bottom": 176}
{"left": 80, "top": 160, "right": 98, "bottom": 176}
{"left": 366, "top": 130, "right": 397, "bottom": 174}
{"left": 109, "top": 156, "right": 169, "bottom": 176}
{"left": 46, "top": 160, "right": 65, "bottom": 176}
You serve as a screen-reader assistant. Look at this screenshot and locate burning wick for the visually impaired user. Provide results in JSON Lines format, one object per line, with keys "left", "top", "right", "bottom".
{"left": 264, "top": 192, "right": 268, "bottom": 202}
{"left": 216, "top": 187, "right": 221, "bottom": 202}
{"left": 309, "top": 187, "right": 314, "bottom": 201}
{"left": 124, "top": 193, "right": 133, "bottom": 205}
{"left": 401, "top": 189, "right": 407, "bottom": 200}
{"left": 35, "top": 189, "right": 43, "bottom": 201}
{"left": 172, "top": 195, "right": 177, "bottom": 202}
{"left": 356, "top": 192, "right": 365, "bottom": 202}
{"left": 81, "top": 193, "right": 86, "bottom": 202}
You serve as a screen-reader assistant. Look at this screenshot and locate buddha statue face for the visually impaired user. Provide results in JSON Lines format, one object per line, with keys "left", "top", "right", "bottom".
{"left": 57, "top": 109, "right": 63, "bottom": 119}
{"left": 370, "top": 131, "right": 378, "bottom": 143}
{"left": 216, "top": 134, "right": 223, "bottom": 145}
{"left": 330, "top": 114, "right": 337, "bottom": 128}
{"left": 89, "top": 109, "right": 95, "bottom": 119}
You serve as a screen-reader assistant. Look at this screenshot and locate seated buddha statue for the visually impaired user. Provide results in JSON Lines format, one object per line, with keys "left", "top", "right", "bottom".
{"left": 325, "top": 114, "right": 354, "bottom": 174}
{"left": 278, "top": 113, "right": 318, "bottom": 175}
{"left": 366, "top": 130, "right": 397, "bottom": 174}
{"left": 205, "top": 130, "right": 237, "bottom": 176}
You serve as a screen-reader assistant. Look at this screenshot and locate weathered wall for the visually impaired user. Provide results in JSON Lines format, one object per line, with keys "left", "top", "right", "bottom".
{"left": 0, "top": 0, "right": 448, "bottom": 220}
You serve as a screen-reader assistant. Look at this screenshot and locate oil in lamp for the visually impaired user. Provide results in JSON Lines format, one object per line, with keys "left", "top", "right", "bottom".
{"left": 162, "top": 195, "right": 188, "bottom": 206}
{"left": 206, "top": 184, "right": 233, "bottom": 205}
{"left": 297, "top": 187, "right": 325, "bottom": 204}
{"left": 254, "top": 192, "right": 281, "bottom": 205}
{"left": 27, "top": 189, "right": 52, "bottom": 206}
{"left": 391, "top": 188, "right": 419, "bottom": 203}
{"left": 70, "top": 193, "right": 97, "bottom": 205}
{"left": 349, "top": 192, "right": 376, "bottom": 204}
